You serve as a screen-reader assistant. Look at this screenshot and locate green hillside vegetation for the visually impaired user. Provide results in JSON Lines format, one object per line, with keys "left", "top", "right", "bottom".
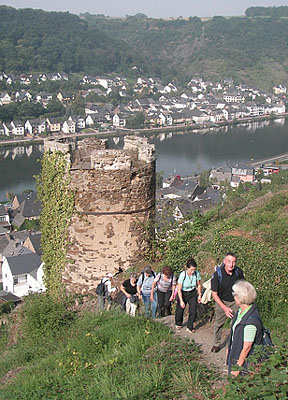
{"left": 245, "top": 6, "right": 288, "bottom": 18}
{"left": 84, "top": 13, "right": 288, "bottom": 88}
{"left": 0, "top": 171, "right": 287, "bottom": 399}
{"left": 0, "top": 6, "right": 143, "bottom": 74}
{"left": 1, "top": 6, "right": 288, "bottom": 88}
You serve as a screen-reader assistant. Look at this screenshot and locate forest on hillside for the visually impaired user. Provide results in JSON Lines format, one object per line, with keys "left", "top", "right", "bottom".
{"left": 1, "top": 6, "right": 288, "bottom": 88}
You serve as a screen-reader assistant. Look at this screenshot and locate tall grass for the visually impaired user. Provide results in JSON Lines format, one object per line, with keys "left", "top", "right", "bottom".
{"left": 0, "top": 300, "right": 215, "bottom": 400}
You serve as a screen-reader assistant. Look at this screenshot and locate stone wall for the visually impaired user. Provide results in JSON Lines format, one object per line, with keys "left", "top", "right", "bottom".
{"left": 44, "top": 136, "right": 156, "bottom": 294}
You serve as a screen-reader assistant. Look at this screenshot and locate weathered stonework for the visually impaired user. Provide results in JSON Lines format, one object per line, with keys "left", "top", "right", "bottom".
{"left": 44, "top": 136, "right": 156, "bottom": 294}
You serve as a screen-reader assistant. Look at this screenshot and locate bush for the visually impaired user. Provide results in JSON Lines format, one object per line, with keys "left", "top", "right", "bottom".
{"left": 0, "top": 301, "right": 15, "bottom": 315}
{"left": 220, "top": 343, "right": 288, "bottom": 399}
{"left": 21, "top": 293, "right": 75, "bottom": 339}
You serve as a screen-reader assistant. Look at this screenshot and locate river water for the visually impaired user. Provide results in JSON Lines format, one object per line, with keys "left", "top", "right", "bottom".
{"left": 0, "top": 118, "right": 288, "bottom": 201}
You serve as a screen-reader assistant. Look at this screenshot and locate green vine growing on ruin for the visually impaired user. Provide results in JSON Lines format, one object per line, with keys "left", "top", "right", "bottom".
{"left": 36, "top": 151, "right": 75, "bottom": 299}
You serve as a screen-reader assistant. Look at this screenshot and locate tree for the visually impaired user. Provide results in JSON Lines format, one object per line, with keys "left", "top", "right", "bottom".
{"left": 125, "top": 112, "right": 145, "bottom": 129}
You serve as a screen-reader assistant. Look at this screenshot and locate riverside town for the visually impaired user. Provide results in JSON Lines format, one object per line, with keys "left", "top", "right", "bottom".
{"left": 0, "top": 71, "right": 287, "bottom": 141}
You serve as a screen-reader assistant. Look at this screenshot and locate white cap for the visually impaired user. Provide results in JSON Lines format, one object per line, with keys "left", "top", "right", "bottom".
{"left": 107, "top": 273, "right": 113, "bottom": 278}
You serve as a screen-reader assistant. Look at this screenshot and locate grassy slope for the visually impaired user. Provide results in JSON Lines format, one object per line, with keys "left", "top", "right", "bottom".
{"left": 0, "top": 309, "right": 213, "bottom": 400}
{"left": 0, "top": 174, "right": 287, "bottom": 399}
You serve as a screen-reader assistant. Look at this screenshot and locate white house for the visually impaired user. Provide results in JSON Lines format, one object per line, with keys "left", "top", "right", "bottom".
{"left": 2, "top": 252, "right": 45, "bottom": 297}
{"left": 25, "top": 119, "right": 46, "bottom": 136}
{"left": 62, "top": 117, "right": 76, "bottom": 134}
{"left": 11, "top": 121, "right": 25, "bottom": 136}
{"left": 113, "top": 113, "right": 126, "bottom": 127}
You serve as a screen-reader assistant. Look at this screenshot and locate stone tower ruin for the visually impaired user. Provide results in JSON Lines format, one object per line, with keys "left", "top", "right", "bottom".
{"left": 44, "top": 136, "right": 156, "bottom": 293}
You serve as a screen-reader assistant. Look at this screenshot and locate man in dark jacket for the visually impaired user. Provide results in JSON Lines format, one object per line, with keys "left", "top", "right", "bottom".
{"left": 211, "top": 252, "right": 244, "bottom": 353}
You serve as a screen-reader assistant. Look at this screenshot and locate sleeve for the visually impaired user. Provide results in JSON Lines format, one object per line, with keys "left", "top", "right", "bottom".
{"left": 177, "top": 271, "right": 185, "bottom": 285}
{"left": 196, "top": 271, "right": 201, "bottom": 281}
{"left": 172, "top": 275, "right": 177, "bottom": 285}
{"left": 137, "top": 275, "right": 143, "bottom": 287}
{"left": 154, "top": 273, "right": 160, "bottom": 283}
{"left": 105, "top": 280, "right": 112, "bottom": 293}
{"left": 211, "top": 272, "right": 219, "bottom": 293}
{"left": 243, "top": 325, "right": 257, "bottom": 342}
{"left": 122, "top": 279, "right": 128, "bottom": 290}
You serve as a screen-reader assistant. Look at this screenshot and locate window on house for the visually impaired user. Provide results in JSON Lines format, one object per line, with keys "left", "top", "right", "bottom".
{"left": 13, "top": 277, "right": 19, "bottom": 285}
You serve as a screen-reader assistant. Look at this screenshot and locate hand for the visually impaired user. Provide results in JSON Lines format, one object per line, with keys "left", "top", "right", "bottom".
{"left": 180, "top": 300, "right": 185, "bottom": 309}
{"left": 150, "top": 296, "right": 154, "bottom": 301}
{"left": 224, "top": 306, "right": 234, "bottom": 318}
{"left": 127, "top": 294, "right": 131, "bottom": 299}
{"left": 169, "top": 295, "right": 174, "bottom": 302}
{"left": 197, "top": 295, "right": 202, "bottom": 303}
{"left": 231, "top": 370, "right": 240, "bottom": 377}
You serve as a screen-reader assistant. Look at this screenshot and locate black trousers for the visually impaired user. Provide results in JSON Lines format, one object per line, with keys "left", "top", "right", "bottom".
{"left": 175, "top": 290, "right": 197, "bottom": 330}
{"left": 157, "top": 289, "right": 172, "bottom": 317}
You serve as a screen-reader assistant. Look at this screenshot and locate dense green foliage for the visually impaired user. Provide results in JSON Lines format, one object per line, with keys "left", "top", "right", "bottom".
{"left": 84, "top": 12, "right": 288, "bottom": 88}
{"left": 220, "top": 344, "right": 288, "bottom": 399}
{"left": 153, "top": 175, "right": 288, "bottom": 323}
{"left": 1, "top": 6, "right": 288, "bottom": 87}
{"left": 0, "top": 305, "right": 213, "bottom": 399}
{"left": 36, "top": 151, "right": 75, "bottom": 298}
{"left": 246, "top": 6, "right": 288, "bottom": 18}
{"left": 0, "top": 6, "right": 143, "bottom": 74}
{"left": 21, "top": 293, "right": 75, "bottom": 340}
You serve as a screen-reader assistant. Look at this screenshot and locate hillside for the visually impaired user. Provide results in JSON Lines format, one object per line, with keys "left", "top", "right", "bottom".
{"left": 1, "top": 6, "right": 288, "bottom": 88}
{"left": 0, "top": 171, "right": 287, "bottom": 399}
{"left": 83, "top": 13, "right": 288, "bottom": 89}
{"left": 0, "top": 6, "right": 144, "bottom": 74}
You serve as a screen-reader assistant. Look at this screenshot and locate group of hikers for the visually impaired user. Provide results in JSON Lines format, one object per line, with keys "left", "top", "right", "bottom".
{"left": 97, "top": 252, "right": 266, "bottom": 377}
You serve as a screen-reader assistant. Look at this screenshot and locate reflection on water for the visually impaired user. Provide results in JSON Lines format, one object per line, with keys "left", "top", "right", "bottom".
{"left": 0, "top": 118, "right": 287, "bottom": 200}
{"left": 0, "top": 144, "right": 43, "bottom": 201}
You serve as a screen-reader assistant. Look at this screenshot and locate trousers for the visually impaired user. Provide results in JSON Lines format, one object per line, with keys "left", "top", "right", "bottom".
{"left": 175, "top": 290, "right": 197, "bottom": 331}
{"left": 157, "top": 289, "right": 172, "bottom": 317}
{"left": 213, "top": 300, "right": 239, "bottom": 347}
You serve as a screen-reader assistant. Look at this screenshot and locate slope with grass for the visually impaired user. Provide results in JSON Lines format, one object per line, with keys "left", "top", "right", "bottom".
{"left": 0, "top": 172, "right": 288, "bottom": 399}
{"left": 0, "top": 300, "right": 214, "bottom": 400}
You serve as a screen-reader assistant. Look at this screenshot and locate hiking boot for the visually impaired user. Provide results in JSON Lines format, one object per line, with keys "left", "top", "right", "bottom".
{"left": 211, "top": 346, "right": 220, "bottom": 353}
{"left": 186, "top": 328, "right": 196, "bottom": 333}
{"left": 175, "top": 325, "right": 182, "bottom": 331}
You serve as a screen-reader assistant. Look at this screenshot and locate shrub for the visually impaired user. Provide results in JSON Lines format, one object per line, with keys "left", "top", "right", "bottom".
{"left": 0, "top": 301, "right": 15, "bottom": 315}
{"left": 220, "top": 343, "right": 288, "bottom": 399}
{"left": 21, "top": 293, "right": 75, "bottom": 340}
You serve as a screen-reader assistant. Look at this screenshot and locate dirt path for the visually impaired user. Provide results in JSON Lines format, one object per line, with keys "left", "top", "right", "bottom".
{"left": 160, "top": 315, "right": 229, "bottom": 376}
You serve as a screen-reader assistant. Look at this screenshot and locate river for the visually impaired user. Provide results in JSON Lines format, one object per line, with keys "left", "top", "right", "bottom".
{"left": 0, "top": 118, "right": 288, "bottom": 201}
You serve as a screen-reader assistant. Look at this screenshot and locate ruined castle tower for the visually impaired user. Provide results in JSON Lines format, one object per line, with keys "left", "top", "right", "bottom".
{"left": 44, "top": 136, "right": 156, "bottom": 293}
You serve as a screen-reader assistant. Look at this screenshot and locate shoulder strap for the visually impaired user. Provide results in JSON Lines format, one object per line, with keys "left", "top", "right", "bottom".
{"left": 216, "top": 265, "right": 223, "bottom": 283}
{"left": 235, "top": 266, "right": 239, "bottom": 278}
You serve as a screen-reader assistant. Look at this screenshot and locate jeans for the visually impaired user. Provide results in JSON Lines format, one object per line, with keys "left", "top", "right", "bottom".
{"left": 142, "top": 292, "right": 158, "bottom": 318}
{"left": 157, "top": 289, "right": 172, "bottom": 317}
{"left": 175, "top": 290, "right": 197, "bottom": 331}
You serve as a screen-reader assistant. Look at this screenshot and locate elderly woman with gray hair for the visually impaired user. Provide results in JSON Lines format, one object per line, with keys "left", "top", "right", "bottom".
{"left": 227, "top": 280, "right": 264, "bottom": 376}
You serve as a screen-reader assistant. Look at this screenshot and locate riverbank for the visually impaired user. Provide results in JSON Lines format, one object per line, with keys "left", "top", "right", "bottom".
{"left": 0, "top": 113, "right": 287, "bottom": 148}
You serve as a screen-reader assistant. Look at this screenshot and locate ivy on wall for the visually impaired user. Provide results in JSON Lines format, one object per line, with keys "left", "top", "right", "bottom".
{"left": 36, "top": 151, "right": 75, "bottom": 298}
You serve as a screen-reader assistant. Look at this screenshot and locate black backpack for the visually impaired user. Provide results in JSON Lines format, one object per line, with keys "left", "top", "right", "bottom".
{"left": 96, "top": 279, "right": 107, "bottom": 296}
{"left": 248, "top": 315, "right": 274, "bottom": 348}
